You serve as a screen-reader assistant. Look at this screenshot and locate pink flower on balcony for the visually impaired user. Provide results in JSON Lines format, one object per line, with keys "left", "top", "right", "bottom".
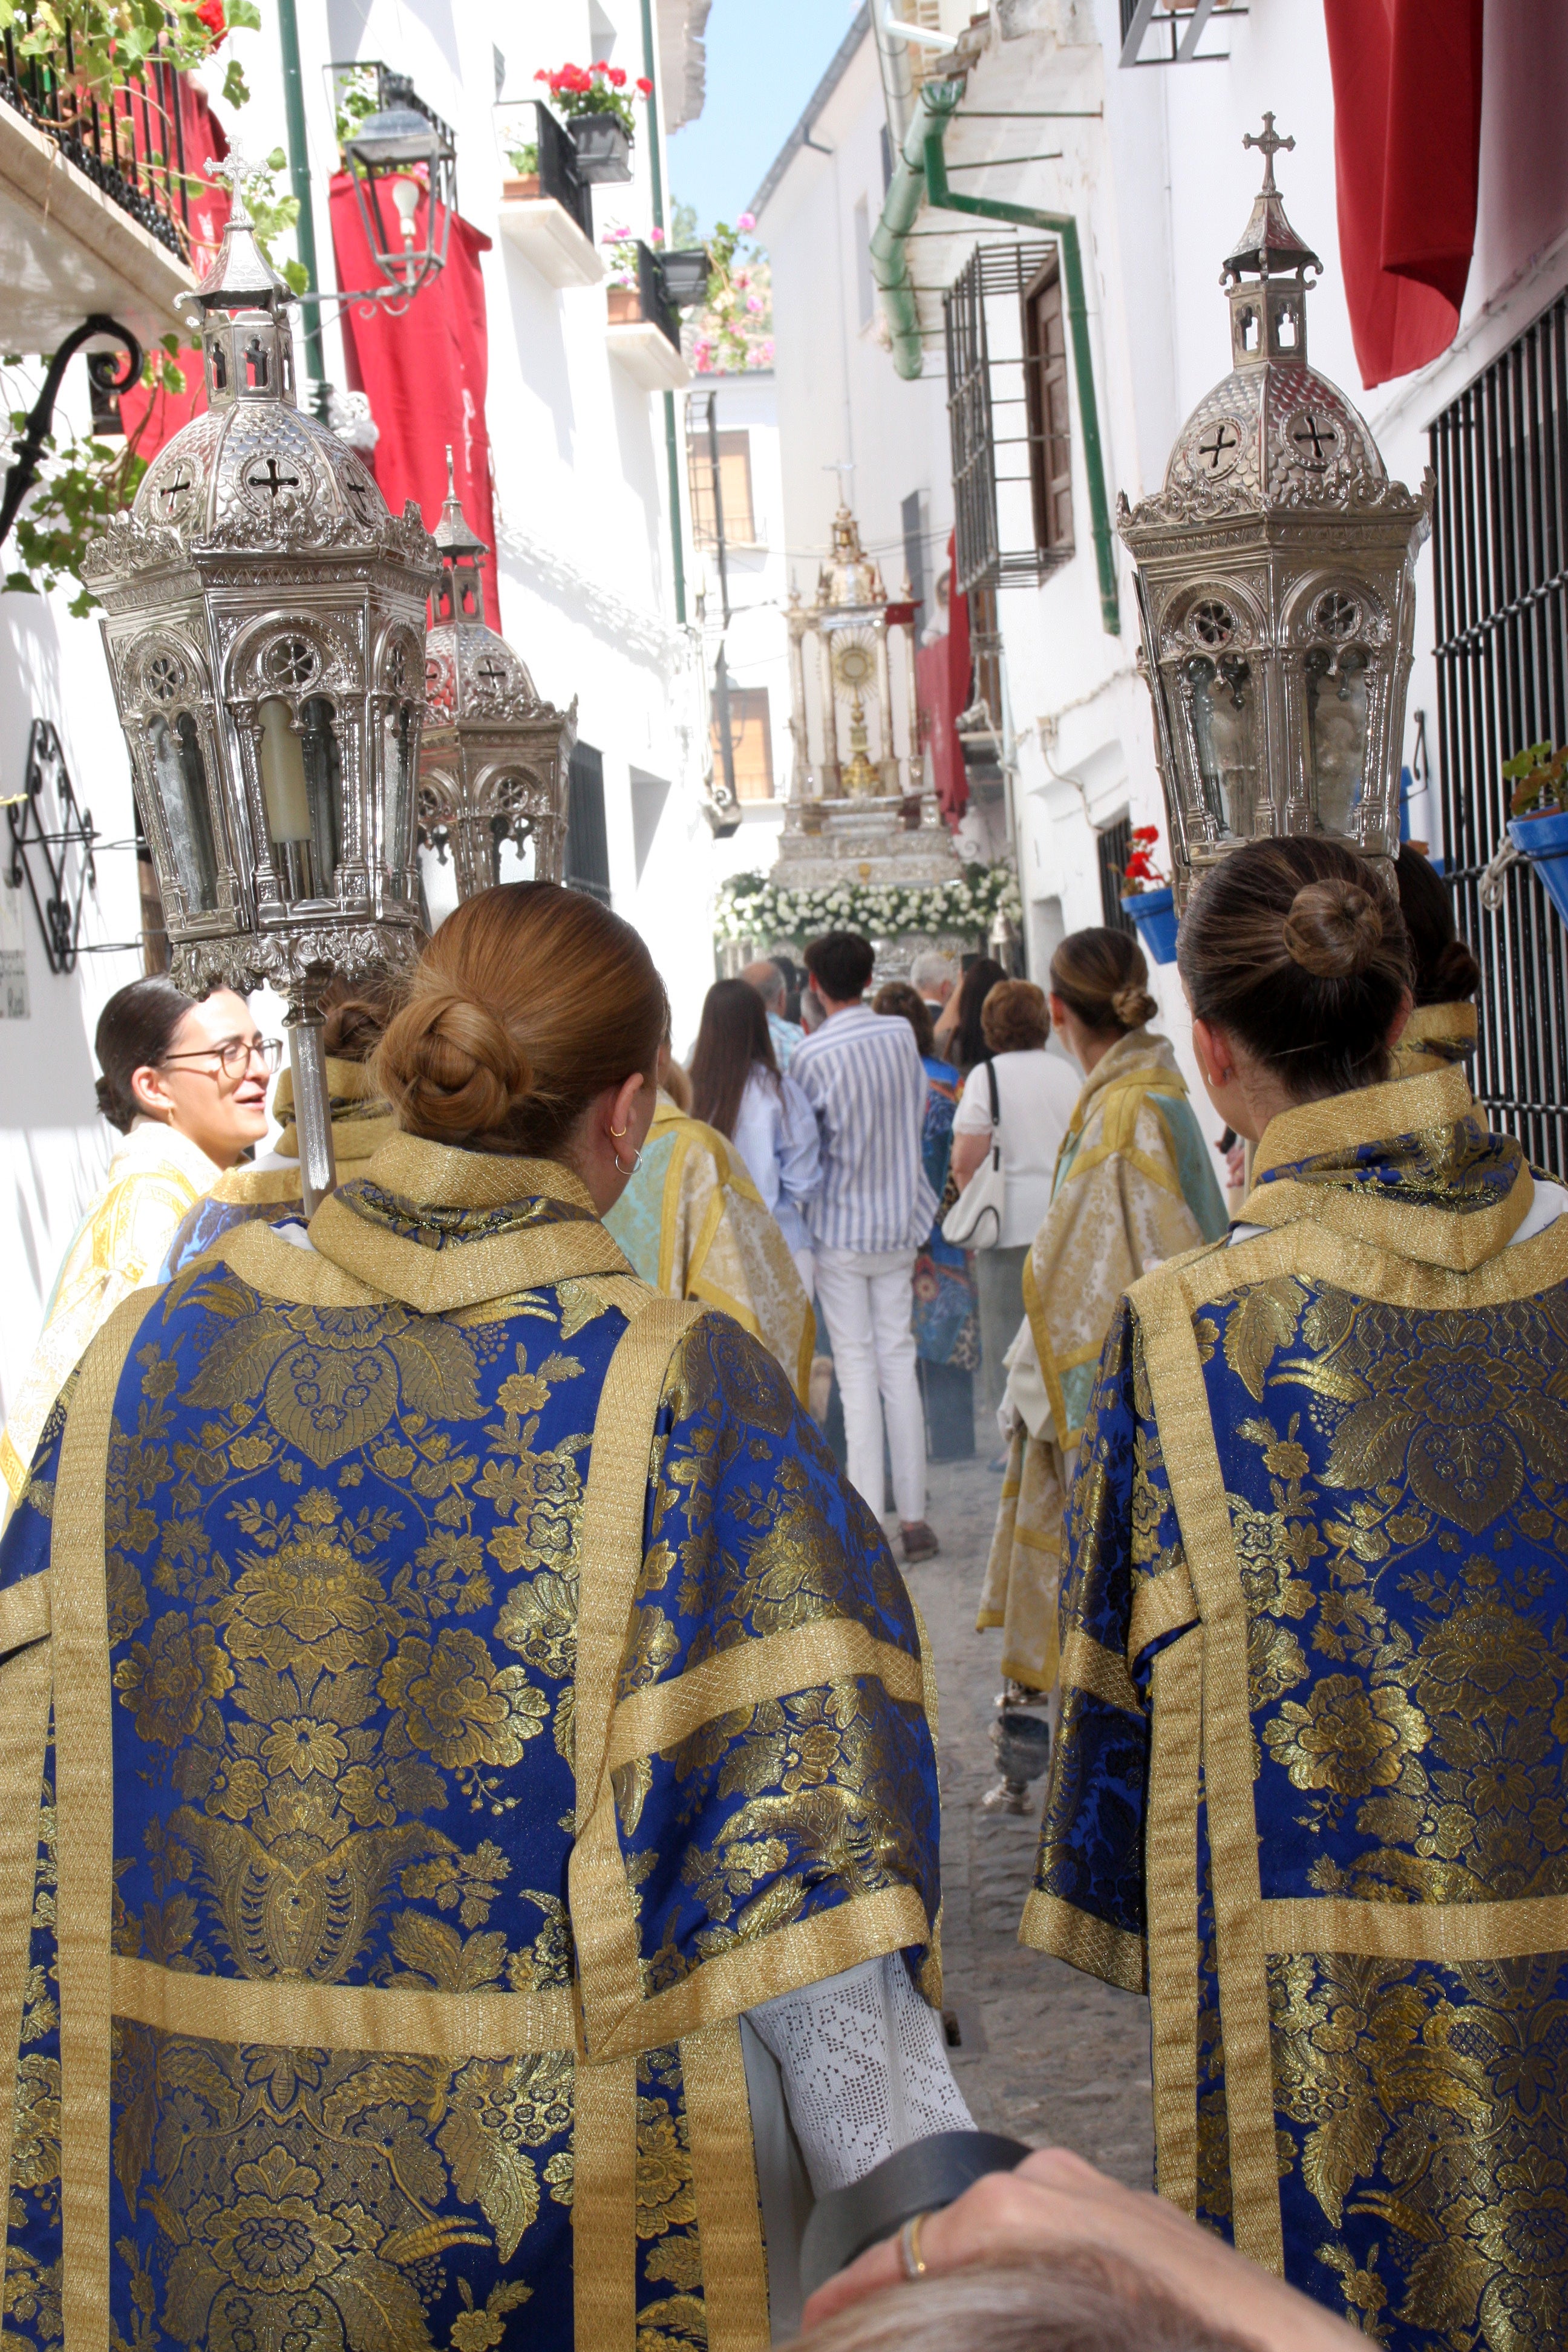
{"left": 737, "top": 211, "right": 755, "bottom": 231}
{"left": 746, "top": 294, "right": 763, "bottom": 313}
{"left": 650, "top": 225, "right": 665, "bottom": 244}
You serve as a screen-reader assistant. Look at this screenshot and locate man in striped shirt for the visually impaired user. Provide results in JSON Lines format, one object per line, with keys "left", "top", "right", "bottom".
{"left": 792, "top": 931, "right": 939, "bottom": 1563}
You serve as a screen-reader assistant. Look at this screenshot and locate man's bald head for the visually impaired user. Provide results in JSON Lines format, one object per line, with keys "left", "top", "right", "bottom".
{"left": 741, "top": 959, "right": 785, "bottom": 1010}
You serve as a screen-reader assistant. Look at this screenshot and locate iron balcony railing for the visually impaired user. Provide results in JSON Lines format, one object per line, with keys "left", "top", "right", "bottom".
{"left": 0, "top": 13, "right": 192, "bottom": 259}
{"left": 1432, "top": 284, "right": 1568, "bottom": 1174}
{"left": 632, "top": 240, "right": 680, "bottom": 351}
{"left": 531, "top": 100, "right": 592, "bottom": 245}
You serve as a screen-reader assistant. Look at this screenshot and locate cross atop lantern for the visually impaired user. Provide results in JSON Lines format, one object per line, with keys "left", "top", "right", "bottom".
{"left": 1117, "top": 115, "right": 1432, "bottom": 901}
{"left": 417, "top": 452, "right": 574, "bottom": 913}
{"left": 785, "top": 504, "right": 924, "bottom": 826}
{"left": 83, "top": 178, "right": 439, "bottom": 1208}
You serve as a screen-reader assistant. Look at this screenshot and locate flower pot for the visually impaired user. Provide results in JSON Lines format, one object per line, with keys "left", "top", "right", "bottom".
{"left": 1508, "top": 808, "right": 1568, "bottom": 926}
{"left": 606, "top": 284, "right": 641, "bottom": 325}
{"left": 1120, "top": 884, "right": 1178, "bottom": 965}
{"left": 659, "top": 247, "right": 711, "bottom": 308}
{"left": 569, "top": 114, "right": 632, "bottom": 183}
{"left": 501, "top": 174, "right": 541, "bottom": 201}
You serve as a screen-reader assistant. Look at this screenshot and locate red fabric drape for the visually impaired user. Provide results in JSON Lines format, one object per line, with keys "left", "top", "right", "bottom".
{"left": 1324, "top": 0, "right": 1485, "bottom": 390}
{"left": 330, "top": 174, "right": 499, "bottom": 627}
{"left": 117, "top": 83, "right": 229, "bottom": 460}
{"left": 915, "top": 536, "right": 970, "bottom": 823}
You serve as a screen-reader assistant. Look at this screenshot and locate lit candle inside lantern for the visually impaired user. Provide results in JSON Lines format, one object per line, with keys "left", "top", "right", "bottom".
{"left": 258, "top": 697, "right": 310, "bottom": 840}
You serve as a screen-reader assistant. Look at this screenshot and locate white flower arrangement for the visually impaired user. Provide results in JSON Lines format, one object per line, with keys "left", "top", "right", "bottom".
{"left": 714, "top": 861, "right": 1022, "bottom": 945}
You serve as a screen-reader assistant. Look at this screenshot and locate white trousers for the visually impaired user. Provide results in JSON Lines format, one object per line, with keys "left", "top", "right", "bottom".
{"left": 813, "top": 1244, "right": 926, "bottom": 1524}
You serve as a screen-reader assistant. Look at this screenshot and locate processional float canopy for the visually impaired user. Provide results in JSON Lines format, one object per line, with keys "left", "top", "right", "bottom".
{"left": 418, "top": 452, "right": 575, "bottom": 907}
{"left": 1117, "top": 114, "right": 1432, "bottom": 903}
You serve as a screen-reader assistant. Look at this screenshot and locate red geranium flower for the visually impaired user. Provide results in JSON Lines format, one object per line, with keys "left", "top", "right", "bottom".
{"left": 607, "top": 65, "right": 626, "bottom": 85}
{"left": 195, "top": 0, "right": 225, "bottom": 41}
{"left": 1131, "top": 824, "right": 1159, "bottom": 843}
{"left": 636, "top": 76, "right": 653, "bottom": 94}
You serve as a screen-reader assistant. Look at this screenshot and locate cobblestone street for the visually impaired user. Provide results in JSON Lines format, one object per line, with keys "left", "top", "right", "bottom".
{"left": 902, "top": 1453, "right": 1155, "bottom": 2187}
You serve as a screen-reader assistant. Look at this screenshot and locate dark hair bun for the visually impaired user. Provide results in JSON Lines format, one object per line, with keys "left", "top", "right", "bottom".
{"left": 1281, "top": 880, "right": 1384, "bottom": 980}
{"left": 95, "top": 1073, "right": 132, "bottom": 1134}
{"left": 382, "top": 989, "right": 531, "bottom": 1140}
{"left": 1428, "top": 934, "right": 1481, "bottom": 1003}
{"left": 322, "top": 994, "right": 391, "bottom": 1062}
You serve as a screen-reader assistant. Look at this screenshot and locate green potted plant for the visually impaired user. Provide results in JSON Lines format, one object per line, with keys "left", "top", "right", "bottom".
{"left": 1119, "top": 825, "right": 1178, "bottom": 963}
{"left": 532, "top": 61, "right": 650, "bottom": 184}
{"left": 1505, "top": 740, "right": 1568, "bottom": 925}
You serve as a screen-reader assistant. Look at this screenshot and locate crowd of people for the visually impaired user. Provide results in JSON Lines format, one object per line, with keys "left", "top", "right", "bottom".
{"left": 0, "top": 832, "right": 1558, "bottom": 2352}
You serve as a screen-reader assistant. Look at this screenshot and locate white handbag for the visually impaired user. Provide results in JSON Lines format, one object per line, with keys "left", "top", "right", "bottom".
{"left": 941, "top": 1060, "right": 1006, "bottom": 1251}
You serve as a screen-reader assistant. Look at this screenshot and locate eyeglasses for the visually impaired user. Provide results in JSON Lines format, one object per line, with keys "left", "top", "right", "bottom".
{"left": 161, "top": 1036, "right": 284, "bottom": 1079}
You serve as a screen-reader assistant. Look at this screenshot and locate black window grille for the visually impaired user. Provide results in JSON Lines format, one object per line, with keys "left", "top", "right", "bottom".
{"left": 945, "top": 241, "right": 1072, "bottom": 597}
{"left": 566, "top": 742, "right": 612, "bottom": 905}
{"left": 1431, "top": 288, "right": 1568, "bottom": 1174}
{"left": 1097, "top": 813, "right": 1135, "bottom": 933}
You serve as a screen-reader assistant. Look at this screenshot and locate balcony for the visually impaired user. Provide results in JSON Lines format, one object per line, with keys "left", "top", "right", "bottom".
{"left": 497, "top": 100, "right": 601, "bottom": 289}
{"left": 606, "top": 241, "right": 690, "bottom": 391}
{"left": 0, "top": 22, "right": 198, "bottom": 351}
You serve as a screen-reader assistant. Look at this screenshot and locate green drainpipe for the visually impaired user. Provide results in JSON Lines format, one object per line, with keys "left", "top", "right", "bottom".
{"left": 640, "top": 0, "right": 687, "bottom": 625}
{"left": 276, "top": 0, "right": 324, "bottom": 388}
{"left": 871, "top": 79, "right": 1119, "bottom": 635}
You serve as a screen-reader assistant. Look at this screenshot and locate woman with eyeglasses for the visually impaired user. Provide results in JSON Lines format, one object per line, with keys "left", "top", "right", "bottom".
{"left": 0, "top": 976, "right": 273, "bottom": 1510}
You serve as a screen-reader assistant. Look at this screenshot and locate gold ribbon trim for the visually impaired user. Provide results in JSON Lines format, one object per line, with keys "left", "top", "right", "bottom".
{"left": 1146, "top": 1628, "right": 1203, "bottom": 2217}
{"left": 683, "top": 2017, "right": 771, "bottom": 2350}
{"left": 1261, "top": 1895, "right": 1568, "bottom": 1963}
{"left": 0, "top": 1639, "right": 53, "bottom": 2318}
{"left": 0, "top": 1567, "right": 50, "bottom": 1658}
{"left": 54, "top": 1290, "right": 149, "bottom": 2352}
{"left": 111, "top": 1956, "right": 575, "bottom": 2056}
{"left": 1018, "top": 1889, "right": 1146, "bottom": 1994}
{"left": 1059, "top": 1627, "right": 1141, "bottom": 1718}
{"left": 572, "top": 2053, "right": 638, "bottom": 2352}
{"left": 606, "top": 1621, "right": 924, "bottom": 1769}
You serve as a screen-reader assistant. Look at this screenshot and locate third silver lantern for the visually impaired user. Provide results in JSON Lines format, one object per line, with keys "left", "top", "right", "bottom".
{"left": 1117, "top": 116, "right": 1432, "bottom": 901}
{"left": 418, "top": 455, "right": 575, "bottom": 908}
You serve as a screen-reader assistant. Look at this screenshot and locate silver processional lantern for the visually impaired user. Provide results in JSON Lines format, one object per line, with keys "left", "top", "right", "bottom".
{"left": 1118, "top": 115, "right": 1432, "bottom": 904}
{"left": 83, "top": 183, "right": 439, "bottom": 1213}
{"left": 417, "top": 451, "right": 574, "bottom": 907}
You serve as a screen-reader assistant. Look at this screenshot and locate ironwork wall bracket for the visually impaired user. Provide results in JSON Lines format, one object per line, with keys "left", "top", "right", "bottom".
{"left": 4, "top": 719, "right": 98, "bottom": 974}
{"left": 0, "top": 315, "right": 142, "bottom": 547}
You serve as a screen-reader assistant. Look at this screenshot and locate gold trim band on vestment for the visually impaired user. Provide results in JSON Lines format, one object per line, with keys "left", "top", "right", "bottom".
{"left": 1155, "top": 1213, "right": 1568, "bottom": 1319}
{"left": 311, "top": 1195, "right": 633, "bottom": 1314}
{"left": 1019, "top": 1889, "right": 1146, "bottom": 1994}
{"left": 0, "top": 1567, "right": 50, "bottom": 1657}
{"left": 1128, "top": 1563, "right": 1198, "bottom": 1662}
{"left": 1146, "top": 1630, "right": 1202, "bottom": 2217}
{"left": 205, "top": 1220, "right": 387, "bottom": 1307}
{"left": 1251, "top": 1065, "right": 1471, "bottom": 1175}
{"left": 111, "top": 1956, "right": 575, "bottom": 2055}
{"left": 607, "top": 1621, "right": 924, "bottom": 1768}
{"left": 682, "top": 2016, "right": 771, "bottom": 2350}
{"left": 54, "top": 1289, "right": 150, "bottom": 2352}
{"left": 1260, "top": 1895, "right": 1568, "bottom": 1962}
{"left": 0, "top": 1638, "right": 53, "bottom": 2321}
{"left": 1060, "top": 1627, "right": 1141, "bottom": 1718}
{"left": 1137, "top": 1279, "right": 1284, "bottom": 2276}
{"left": 573, "top": 2052, "right": 638, "bottom": 2352}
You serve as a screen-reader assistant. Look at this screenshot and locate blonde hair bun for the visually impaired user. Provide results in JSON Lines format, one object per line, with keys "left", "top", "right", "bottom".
{"left": 380, "top": 988, "right": 531, "bottom": 1141}
{"left": 1281, "top": 879, "right": 1383, "bottom": 981}
{"left": 1110, "top": 980, "right": 1158, "bottom": 1028}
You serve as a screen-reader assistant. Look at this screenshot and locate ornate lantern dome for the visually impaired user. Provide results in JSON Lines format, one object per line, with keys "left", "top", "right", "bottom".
{"left": 417, "top": 455, "right": 575, "bottom": 909}
{"left": 1118, "top": 115, "right": 1432, "bottom": 898}
{"left": 83, "top": 183, "right": 439, "bottom": 999}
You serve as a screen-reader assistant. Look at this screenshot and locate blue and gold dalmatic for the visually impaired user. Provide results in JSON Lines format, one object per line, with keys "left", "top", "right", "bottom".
{"left": 0, "top": 1135, "right": 939, "bottom": 2352}
{"left": 1025, "top": 1063, "right": 1568, "bottom": 2351}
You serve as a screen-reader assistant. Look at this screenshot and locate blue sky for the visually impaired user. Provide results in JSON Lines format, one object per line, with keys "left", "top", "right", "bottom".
{"left": 667, "top": 0, "right": 860, "bottom": 235}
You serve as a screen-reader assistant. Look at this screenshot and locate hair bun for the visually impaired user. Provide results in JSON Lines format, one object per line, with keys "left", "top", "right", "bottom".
{"left": 1110, "top": 980, "right": 1157, "bottom": 1028}
{"left": 322, "top": 993, "right": 391, "bottom": 1062}
{"left": 379, "top": 989, "right": 530, "bottom": 1140}
{"left": 1428, "top": 934, "right": 1481, "bottom": 1004}
{"left": 94, "top": 1073, "right": 133, "bottom": 1134}
{"left": 1281, "top": 880, "right": 1383, "bottom": 981}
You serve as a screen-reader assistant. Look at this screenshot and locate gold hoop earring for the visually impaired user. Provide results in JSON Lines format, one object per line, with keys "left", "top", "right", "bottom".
{"left": 609, "top": 1120, "right": 630, "bottom": 1139}
{"left": 613, "top": 1146, "right": 642, "bottom": 1175}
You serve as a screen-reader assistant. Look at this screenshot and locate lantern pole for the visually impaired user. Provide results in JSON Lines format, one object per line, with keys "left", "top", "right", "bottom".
{"left": 286, "top": 979, "right": 337, "bottom": 1214}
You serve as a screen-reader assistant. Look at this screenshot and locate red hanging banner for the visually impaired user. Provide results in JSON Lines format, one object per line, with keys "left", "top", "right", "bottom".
{"left": 329, "top": 173, "right": 500, "bottom": 626}
{"left": 915, "top": 536, "right": 970, "bottom": 823}
{"left": 1324, "top": 0, "right": 1485, "bottom": 390}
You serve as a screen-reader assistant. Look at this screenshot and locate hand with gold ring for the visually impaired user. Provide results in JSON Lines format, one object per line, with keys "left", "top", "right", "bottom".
{"left": 800, "top": 2148, "right": 1363, "bottom": 2348}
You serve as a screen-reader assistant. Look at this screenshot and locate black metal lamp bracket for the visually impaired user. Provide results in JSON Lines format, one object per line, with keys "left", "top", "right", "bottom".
{"left": 0, "top": 315, "right": 143, "bottom": 547}
{"left": 5, "top": 719, "right": 98, "bottom": 975}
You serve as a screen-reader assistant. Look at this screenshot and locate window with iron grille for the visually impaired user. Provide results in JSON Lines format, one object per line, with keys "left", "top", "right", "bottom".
{"left": 711, "top": 686, "right": 775, "bottom": 801}
{"left": 1097, "top": 814, "right": 1135, "bottom": 934}
{"left": 945, "top": 241, "right": 1071, "bottom": 597}
{"left": 566, "top": 741, "right": 612, "bottom": 904}
{"left": 1432, "top": 289, "right": 1568, "bottom": 1175}
{"left": 1024, "top": 259, "right": 1073, "bottom": 558}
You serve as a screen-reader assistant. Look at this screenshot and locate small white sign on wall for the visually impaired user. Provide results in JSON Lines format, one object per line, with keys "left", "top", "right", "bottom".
{"left": 0, "top": 875, "right": 30, "bottom": 1019}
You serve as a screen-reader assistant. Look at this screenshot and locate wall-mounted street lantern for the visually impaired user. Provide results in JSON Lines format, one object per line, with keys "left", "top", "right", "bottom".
{"left": 1118, "top": 117, "right": 1431, "bottom": 901}
{"left": 333, "top": 64, "right": 458, "bottom": 303}
{"left": 83, "top": 188, "right": 439, "bottom": 1211}
{"left": 418, "top": 453, "right": 575, "bottom": 905}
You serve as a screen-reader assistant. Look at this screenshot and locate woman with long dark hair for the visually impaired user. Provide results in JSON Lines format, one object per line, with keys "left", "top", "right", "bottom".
{"left": 1, "top": 976, "right": 272, "bottom": 1509}
{"left": 1025, "top": 837, "right": 1568, "bottom": 2348}
{"left": 689, "top": 976, "right": 820, "bottom": 1292}
{"left": 935, "top": 955, "right": 1007, "bottom": 1077}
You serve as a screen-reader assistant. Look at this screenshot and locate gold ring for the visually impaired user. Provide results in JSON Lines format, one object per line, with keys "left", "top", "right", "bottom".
{"left": 898, "top": 2210, "right": 930, "bottom": 2281}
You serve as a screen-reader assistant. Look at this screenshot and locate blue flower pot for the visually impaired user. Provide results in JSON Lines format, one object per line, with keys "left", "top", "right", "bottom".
{"left": 1508, "top": 809, "right": 1568, "bottom": 927}
{"left": 1121, "top": 886, "right": 1178, "bottom": 966}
